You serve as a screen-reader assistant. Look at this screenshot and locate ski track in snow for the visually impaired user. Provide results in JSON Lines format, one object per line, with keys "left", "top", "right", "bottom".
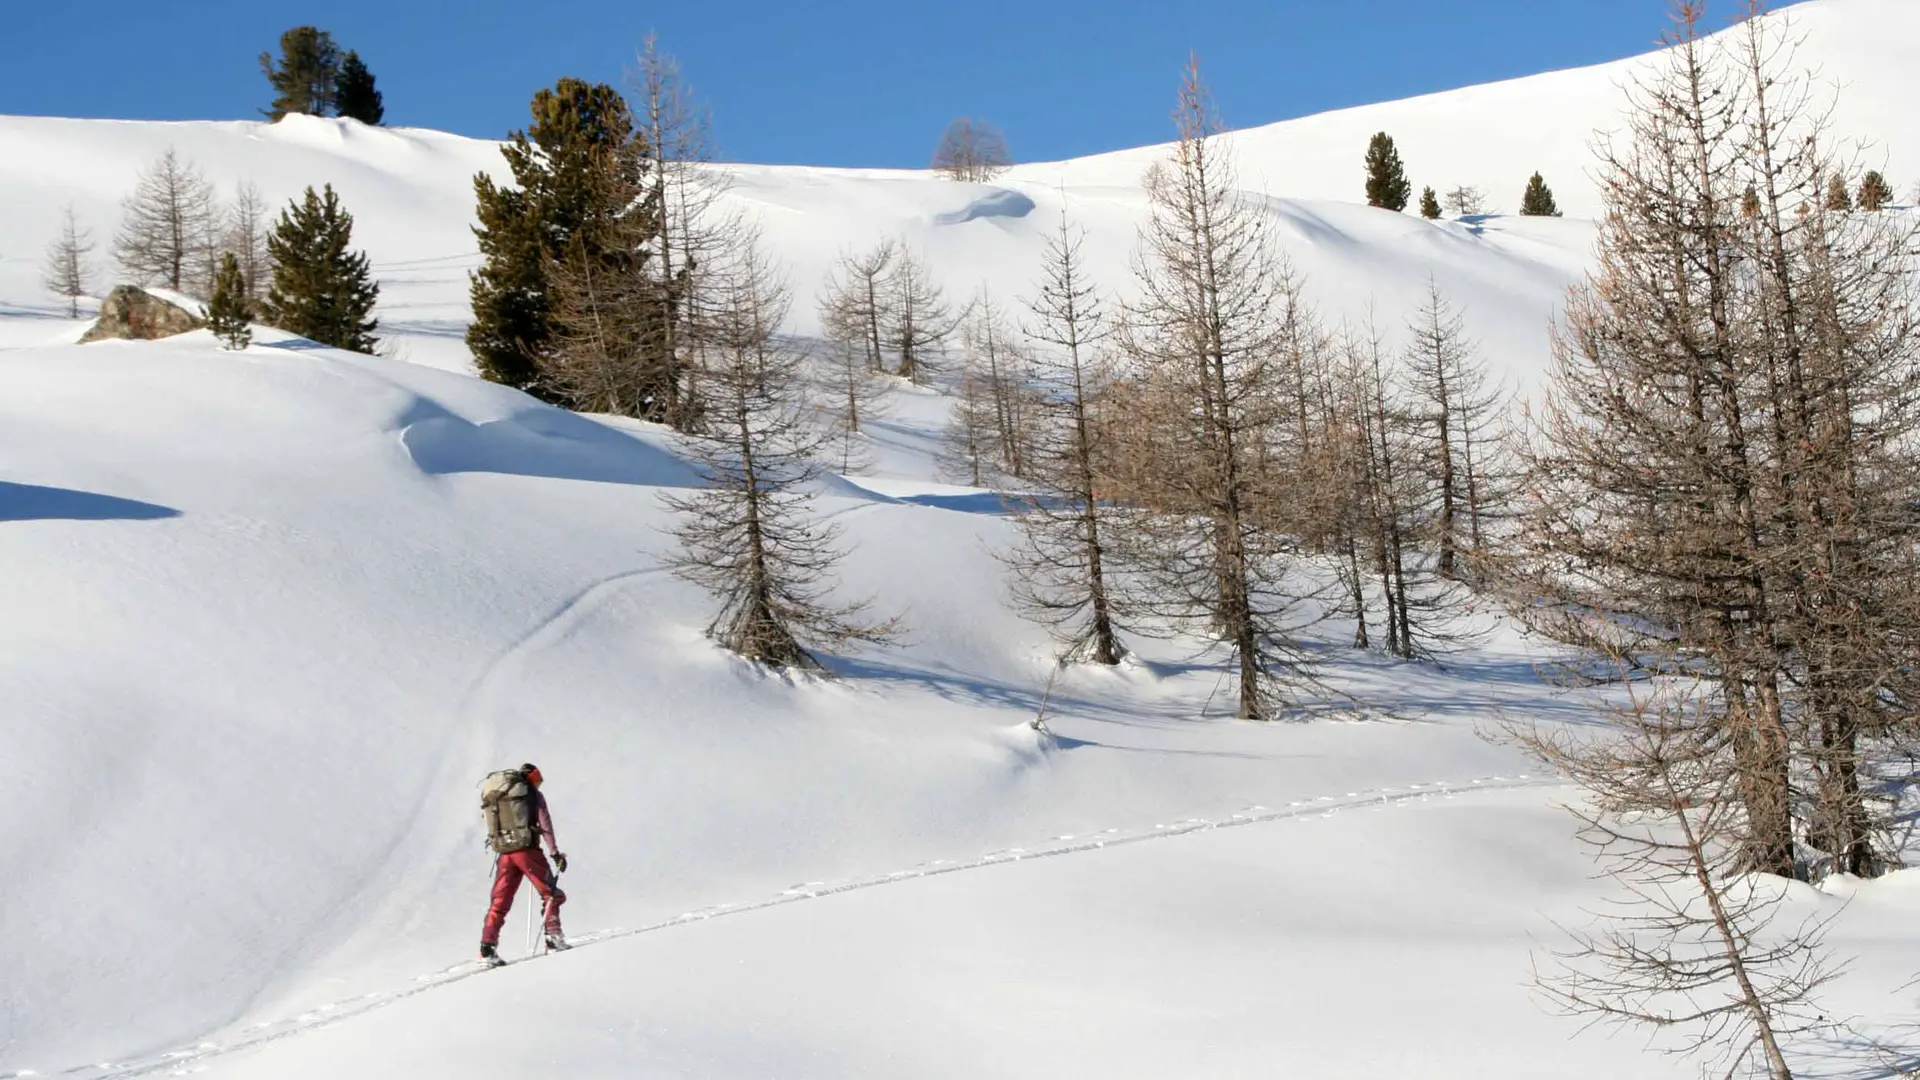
{"left": 40, "top": 772, "right": 1565, "bottom": 1079}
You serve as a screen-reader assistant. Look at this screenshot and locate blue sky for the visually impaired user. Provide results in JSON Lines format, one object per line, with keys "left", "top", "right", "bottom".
{"left": 1, "top": 0, "right": 1802, "bottom": 166}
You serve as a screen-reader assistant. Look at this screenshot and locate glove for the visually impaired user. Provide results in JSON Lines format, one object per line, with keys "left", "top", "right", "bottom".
{"left": 553, "top": 852, "right": 569, "bottom": 873}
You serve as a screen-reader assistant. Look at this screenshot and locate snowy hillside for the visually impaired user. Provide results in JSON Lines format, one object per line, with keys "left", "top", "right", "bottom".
{"left": 6, "top": 1, "right": 1920, "bottom": 1076}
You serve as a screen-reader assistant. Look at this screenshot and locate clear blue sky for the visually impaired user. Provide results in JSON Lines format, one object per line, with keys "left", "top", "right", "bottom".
{"left": 0, "top": 0, "right": 1802, "bottom": 167}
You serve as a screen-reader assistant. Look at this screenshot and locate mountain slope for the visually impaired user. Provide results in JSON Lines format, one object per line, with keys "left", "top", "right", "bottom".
{"left": 6, "top": 2, "right": 1920, "bottom": 1074}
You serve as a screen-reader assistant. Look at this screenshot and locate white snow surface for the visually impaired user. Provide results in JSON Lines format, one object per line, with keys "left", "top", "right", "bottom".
{"left": 5, "top": 2, "right": 1920, "bottom": 1075}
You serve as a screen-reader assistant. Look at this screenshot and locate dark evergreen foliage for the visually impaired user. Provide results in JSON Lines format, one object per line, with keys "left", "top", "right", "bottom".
{"left": 1363, "top": 132, "right": 1411, "bottom": 211}
{"left": 203, "top": 252, "right": 253, "bottom": 350}
{"left": 264, "top": 185, "right": 379, "bottom": 353}
{"left": 1826, "top": 173, "right": 1853, "bottom": 211}
{"left": 1858, "top": 170, "right": 1894, "bottom": 211}
{"left": 335, "top": 51, "right": 384, "bottom": 125}
{"left": 466, "top": 79, "right": 645, "bottom": 400}
{"left": 260, "top": 27, "right": 340, "bottom": 120}
{"left": 1418, "top": 186, "right": 1442, "bottom": 219}
{"left": 1519, "top": 171, "right": 1562, "bottom": 217}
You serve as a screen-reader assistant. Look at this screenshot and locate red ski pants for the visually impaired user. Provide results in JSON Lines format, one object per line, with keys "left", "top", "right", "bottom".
{"left": 481, "top": 848, "right": 565, "bottom": 946}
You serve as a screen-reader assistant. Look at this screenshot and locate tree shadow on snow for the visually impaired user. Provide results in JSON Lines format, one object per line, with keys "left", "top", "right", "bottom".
{"left": 0, "top": 482, "right": 181, "bottom": 522}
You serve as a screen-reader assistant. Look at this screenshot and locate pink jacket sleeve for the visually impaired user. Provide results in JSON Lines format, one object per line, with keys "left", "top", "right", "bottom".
{"left": 534, "top": 789, "right": 559, "bottom": 855}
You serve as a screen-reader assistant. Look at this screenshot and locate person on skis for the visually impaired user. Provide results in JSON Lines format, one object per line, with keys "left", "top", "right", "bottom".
{"left": 478, "top": 762, "right": 570, "bottom": 963}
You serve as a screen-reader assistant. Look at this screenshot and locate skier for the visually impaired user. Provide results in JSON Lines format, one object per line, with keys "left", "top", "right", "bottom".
{"left": 478, "top": 762, "right": 570, "bottom": 964}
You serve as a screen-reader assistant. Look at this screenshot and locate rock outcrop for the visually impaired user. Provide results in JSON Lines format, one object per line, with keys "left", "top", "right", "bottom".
{"left": 79, "top": 286, "right": 203, "bottom": 344}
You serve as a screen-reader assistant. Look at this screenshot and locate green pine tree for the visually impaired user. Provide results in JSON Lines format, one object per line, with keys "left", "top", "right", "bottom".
{"left": 1741, "top": 185, "right": 1762, "bottom": 218}
{"left": 260, "top": 27, "right": 341, "bottom": 120}
{"left": 203, "top": 252, "right": 253, "bottom": 350}
{"left": 1364, "top": 132, "right": 1411, "bottom": 211}
{"left": 1858, "top": 170, "right": 1894, "bottom": 211}
{"left": 264, "top": 185, "right": 379, "bottom": 353}
{"left": 467, "top": 78, "right": 646, "bottom": 399}
{"left": 1418, "top": 186, "right": 1442, "bottom": 219}
{"left": 335, "top": 51, "right": 384, "bottom": 125}
{"left": 1519, "top": 172, "right": 1562, "bottom": 217}
{"left": 1826, "top": 173, "right": 1854, "bottom": 212}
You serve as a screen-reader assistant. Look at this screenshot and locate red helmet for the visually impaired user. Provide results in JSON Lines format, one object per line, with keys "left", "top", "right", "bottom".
{"left": 521, "top": 763, "right": 543, "bottom": 787}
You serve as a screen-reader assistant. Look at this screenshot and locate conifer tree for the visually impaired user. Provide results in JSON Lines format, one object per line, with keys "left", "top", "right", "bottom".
{"left": 1363, "top": 132, "right": 1411, "bottom": 211}
{"left": 1122, "top": 60, "right": 1322, "bottom": 719}
{"left": 264, "top": 184, "right": 379, "bottom": 353}
{"left": 467, "top": 79, "right": 641, "bottom": 400}
{"left": 1418, "top": 186, "right": 1441, "bottom": 219}
{"left": 202, "top": 253, "right": 252, "bottom": 350}
{"left": 41, "top": 204, "right": 93, "bottom": 318}
{"left": 1519, "top": 171, "right": 1562, "bottom": 216}
{"left": 114, "top": 148, "right": 220, "bottom": 296}
{"left": 335, "top": 51, "right": 384, "bottom": 125}
{"left": 884, "top": 243, "right": 959, "bottom": 383}
{"left": 225, "top": 181, "right": 272, "bottom": 307}
{"left": 1007, "top": 211, "right": 1129, "bottom": 665}
{"left": 818, "top": 242, "right": 898, "bottom": 469}
{"left": 629, "top": 35, "right": 737, "bottom": 430}
{"left": 820, "top": 240, "right": 897, "bottom": 372}
{"left": 665, "top": 234, "right": 893, "bottom": 668}
{"left": 1857, "top": 169, "right": 1893, "bottom": 211}
{"left": 260, "top": 27, "right": 341, "bottom": 120}
{"left": 1824, "top": 172, "right": 1853, "bottom": 211}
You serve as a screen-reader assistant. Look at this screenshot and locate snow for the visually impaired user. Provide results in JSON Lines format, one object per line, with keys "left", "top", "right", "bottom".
{"left": 4, "top": 1, "right": 1920, "bottom": 1076}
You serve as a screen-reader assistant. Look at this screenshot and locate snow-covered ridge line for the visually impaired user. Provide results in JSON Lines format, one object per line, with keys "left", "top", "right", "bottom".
{"left": 45, "top": 773, "right": 1561, "bottom": 1080}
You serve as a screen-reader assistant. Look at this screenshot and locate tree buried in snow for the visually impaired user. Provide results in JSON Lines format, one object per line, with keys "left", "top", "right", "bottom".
{"left": 665, "top": 234, "right": 895, "bottom": 670}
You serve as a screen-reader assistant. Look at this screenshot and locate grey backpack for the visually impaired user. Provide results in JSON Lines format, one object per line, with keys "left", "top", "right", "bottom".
{"left": 480, "top": 769, "right": 538, "bottom": 854}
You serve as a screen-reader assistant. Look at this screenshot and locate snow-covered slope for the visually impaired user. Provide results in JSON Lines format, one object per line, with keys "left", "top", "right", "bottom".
{"left": 6, "top": 329, "right": 1918, "bottom": 1078}
{"left": 5, "top": 1, "right": 1920, "bottom": 1075}
{"left": 1020, "top": 0, "right": 1920, "bottom": 219}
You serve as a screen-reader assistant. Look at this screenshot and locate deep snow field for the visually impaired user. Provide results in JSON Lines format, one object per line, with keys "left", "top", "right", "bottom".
{"left": 6, "top": 1, "right": 1920, "bottom": 1077}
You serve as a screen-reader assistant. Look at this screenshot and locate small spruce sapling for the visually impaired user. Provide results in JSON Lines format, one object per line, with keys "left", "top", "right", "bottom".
{"left": 1519, "top": 172, "right": 1562, "bottom": 216}
{"left": 204, "top": 252, "right": 253, "bottom": 350}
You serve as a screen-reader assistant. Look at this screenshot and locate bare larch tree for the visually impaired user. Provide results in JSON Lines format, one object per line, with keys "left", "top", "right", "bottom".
{"left": 1003, "top": 209, "right": 1129, "bottom": 664}
{"left": 1119, "top": 59, "right": 1320, "bottom": 720}
{"left": 1519, "top": 677, "right": 1838, "bottom": 1080}
{"left": 664, "top": 233, "right": 893, "bottom": 668}
{"left": 1509, "top": 4, "right": 1920, "bottom": 1071}
{"left": 931, "top": 118, "right": 1013, "bottom": 182}
{"left": 815, "top": 311, "right": 893, "bottom": 472}
{"left": 113, "top": 148, "right": 221, "bottom": 297}
{"left": 631, "top": 34, "right": 740, "bottom": 430}
{"left": 884, "top": 243, "right": 960, "bottom": 383}
{"left": 41, "top": 204, "right": 94, "bottom": 318}
{"left": 225, "top": 181, "right": 273, "bottom": 307}
{"left": 820, "top": 239, "right": 898, "bottom": 373}
{"left": 1402, "top": 276, "right": 1506, "bottom": 580}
